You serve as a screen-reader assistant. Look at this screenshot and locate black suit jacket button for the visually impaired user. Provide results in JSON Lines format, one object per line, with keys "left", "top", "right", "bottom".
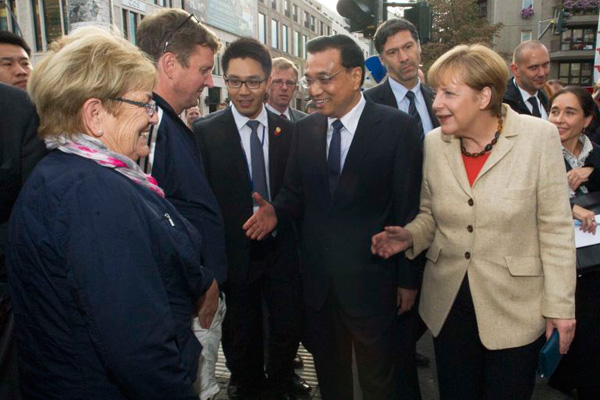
{"left": 468, "top": 199, "right": 474, "bottom": 206}
{"left": 467, "top": 225, "right": 473, "bottom": 233}
{"left": 465, "top": 252, "right": 471, "bottom": 260}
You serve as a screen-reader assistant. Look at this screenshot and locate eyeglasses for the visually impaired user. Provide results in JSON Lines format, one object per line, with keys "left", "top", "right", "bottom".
{"left": 224, "top": 76, "right": 268, "bottom": 89}
{"left": 109, "top": 97, "right": 158, "bottom": 117}
{"left": 160, "top": 13, "right": 200, "bottom": 54}
{"left": 271, "top": 79, "right": 297, "bottom": 88}
{"left": 299, "top": 68, "right": 346, "bottom": 90}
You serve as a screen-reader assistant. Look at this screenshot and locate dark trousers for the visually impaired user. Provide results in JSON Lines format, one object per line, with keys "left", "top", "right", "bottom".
{"left": 221, "top": 250, "right": 302, "bottom": 394}
{"left": 397, "top": 306, "right": 426, "bottom": 400}
{"left": 434, "top": 277, "right": 544, "bottom": 400}
{"left": 304, "top": 288, "right": 400, "bottom": 400}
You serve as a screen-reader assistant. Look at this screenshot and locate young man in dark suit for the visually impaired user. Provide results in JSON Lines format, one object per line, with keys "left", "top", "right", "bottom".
{"left": 244, "top": 35, "right": 423, "bottom": 400}
{"left": 193, "top": 38, "right": 303, "bottom": 400}
{"left": 365, "top": 18, "right": 438, "bottom": 139}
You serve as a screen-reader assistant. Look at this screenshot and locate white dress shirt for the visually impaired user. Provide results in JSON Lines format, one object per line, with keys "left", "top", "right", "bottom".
{"left": 231, "top": 104, "right": 271, "bottom": 211}
{"left": 326, "top": 94, "right": 367, "bottom": 171}
{"left": 514, "top": 78, "right": 548, "bottom": 120}
{"left": 265, "top": 102, "right": 291, "bottom": 119}
{"left": 389, "top": 77, "right": 435, "bottom": 135}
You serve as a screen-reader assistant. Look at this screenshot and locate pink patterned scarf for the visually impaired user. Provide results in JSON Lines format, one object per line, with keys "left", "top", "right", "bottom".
{"left": 45, "top": 134, "right": 165, "bottom": 198}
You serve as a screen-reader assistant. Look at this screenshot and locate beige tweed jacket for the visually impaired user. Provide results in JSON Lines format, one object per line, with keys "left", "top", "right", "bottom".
{"left": 405, "top": 105, "right": 576, "bottom": 350}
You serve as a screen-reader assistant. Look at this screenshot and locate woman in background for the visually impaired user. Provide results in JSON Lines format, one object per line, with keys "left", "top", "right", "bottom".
{"left": 547, "top": 86, "right": 600, "bottom": 400}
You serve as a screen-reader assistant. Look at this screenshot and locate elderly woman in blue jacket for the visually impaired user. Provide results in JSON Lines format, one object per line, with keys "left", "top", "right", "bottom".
{"left": 6, "top": 28, "right": 217, "bottom": 399}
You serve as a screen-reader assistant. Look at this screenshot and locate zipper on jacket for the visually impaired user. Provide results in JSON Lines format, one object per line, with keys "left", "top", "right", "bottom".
{"left": 164, "top": 213, "right": 175, "bottom": 227}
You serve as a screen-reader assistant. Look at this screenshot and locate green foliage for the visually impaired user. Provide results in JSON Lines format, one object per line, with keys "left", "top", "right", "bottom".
{"left": 421, "top": 0, "right": 504, "bottom": 72}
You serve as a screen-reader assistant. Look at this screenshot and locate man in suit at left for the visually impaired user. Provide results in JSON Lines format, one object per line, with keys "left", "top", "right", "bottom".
{"left": 193, "top": 38, "right": 302, "bottom": 400}
{"left": 365, "top": 18, "right": 438, "bottom": 139}
{"left": 265, "top": 57, "right": 307, "bottom": 122}
{"left": 0, "top": 83, "right": 46, "bottom": 398}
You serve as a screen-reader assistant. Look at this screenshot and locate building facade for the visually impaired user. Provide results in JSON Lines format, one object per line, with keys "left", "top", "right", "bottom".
{"left": 480, "top": 0, "right": 599, "bottom": 86}
{"left": 1, "top": 0, "right": 372, "bottom": 112}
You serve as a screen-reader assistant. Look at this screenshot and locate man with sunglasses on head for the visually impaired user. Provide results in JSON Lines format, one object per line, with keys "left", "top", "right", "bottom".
{"left": 265, "top": 58, "right": 307, "bottom": 122}
{"left": 193, "top": 38, "right": 303, "bottom": 400}
{"left": 243, "top": 35, "right": 423, "bottom": 400}
{"left": 136, "top": 10, "right": 225, "bottom": 333}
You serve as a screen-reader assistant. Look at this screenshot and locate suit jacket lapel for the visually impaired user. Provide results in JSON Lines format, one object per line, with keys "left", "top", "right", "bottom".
{"left": 335, "top": 101, "right": 382, "bottom": 200}
{"left": 473, "top": 110, "right": 517, "bottom": 185}
{"left": 383, "top": 79, "right": 399, "bottom": 108}
{"left": 267, "top": 112, "right": 282, "bottom": 194}
{"left": 221, "top": 110, "right": 253, "bottom": 193}
{"left": 443, "top": 136, "right": 472, "bottom": 197}
{"left": 421, "top": 83, "right": 440, "bottom": 128}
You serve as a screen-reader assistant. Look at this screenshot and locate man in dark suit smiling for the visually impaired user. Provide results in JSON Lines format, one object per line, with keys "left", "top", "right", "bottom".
{"left": 193, "top": 38, "right": 301, "bottom": 400}
{"left": 244, "top": 35, "right": 423, "bottom": 400}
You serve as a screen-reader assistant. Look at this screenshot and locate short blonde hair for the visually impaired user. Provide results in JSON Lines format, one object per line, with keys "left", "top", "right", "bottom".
{"left": 28, "top": 27, "right": 156, "bottom": 139}
{"left": 428, "top": 44, "right": 508, "bottom": 117}
{"left": 272, "top": 57, "right": 299, "bottom": 79}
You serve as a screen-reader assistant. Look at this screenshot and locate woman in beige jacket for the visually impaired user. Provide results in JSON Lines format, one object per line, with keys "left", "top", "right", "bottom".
{"left": 372, "top": 44, "right": 576, "bottom": 400}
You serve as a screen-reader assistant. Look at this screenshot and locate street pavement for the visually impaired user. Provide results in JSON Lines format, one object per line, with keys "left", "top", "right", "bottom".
{"left": 211, "top": 333, "right": 573, "bottom": 399}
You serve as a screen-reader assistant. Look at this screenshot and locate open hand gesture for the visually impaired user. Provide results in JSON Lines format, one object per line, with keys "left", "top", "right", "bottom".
{"left": 371, "top": 226, "right": 413, "bottom": 259}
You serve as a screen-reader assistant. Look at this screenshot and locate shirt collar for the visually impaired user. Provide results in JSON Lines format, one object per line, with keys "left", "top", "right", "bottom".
{"left": 265, "top": 102, "right": 290, "bottom": 118}
{"left": 514, "top": 78, "right": 539, "bottom": 103}
{"left": 389, "top": 77, "right": 422, "bottom": 100}
{"left": 327, "top": 93, "right": 366, "bottom": 135}
{"left": 231, "top": 103, "right": 269, "bottom": 131}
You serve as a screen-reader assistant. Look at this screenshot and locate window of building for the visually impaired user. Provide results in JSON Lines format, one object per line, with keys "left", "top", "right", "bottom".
{"left": 123, "top": 9, "right": 140, "bottom": 44}
{"left": 271, "top": 19, "right": 279, "bottom": 49}
{"left": 259, "top": 13, "right": 267, "bottom": 44}
{"left": 154, "top": 0, "right": 172, "bottom": 7}
{"left": 302, "top": 34, "right": 307, "bottom": 59}
{"left": 293, "top": 4, "right": 298, "bottom": 21}
{"left": 320, "top": 21, "right": 324, "bottom": 35}
{"left": 272, "top": 0, "right": 277, "bottom": 10}
{"left": 559, "top": 61, "right": 593, "bottom": 85}
{"left": 327, "top": 26, "right": 331, "bottom": 35}
{"left": 30, "top": 0, "right": 68, "bottom": 52}
{"left": 284, "top": 0, "right": 290, "bottom": 17}
{"left": 561, "top": 27, "right": 596, "bottom": 51}
{"left": 520, "top": 30, "right": 532, "bottom": 42}
{"left": 478, "top": 1, "right": 487, "bottom": 18}
{"left": 282, "top": 24, "right": 289, "bottom": 53}
{"left": 294, "top": 30, "right": 300, "bottom": 57}
{"left": 310, "top": 15, "right": 315, "bottom": 31}
{"left": 0, "top": 0, "right": 17, "bottom": 32}
{"left": 304, "top": 11, "right": 309, "bottom": 28}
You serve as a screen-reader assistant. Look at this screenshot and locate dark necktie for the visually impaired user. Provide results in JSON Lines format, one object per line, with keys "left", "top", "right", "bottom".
{"left": 328, "top": 119, "right": 343, "bottom": 195}
{"left": 247, "top": 120, "right": 269, "bottom": 203}
{"left": 280, "top": 113, "right": 288, "bottom": 120}
{"left": 405, "top": 91, "right": 424, "bottom": 140}
{"left": 527, "top": 96, "right": 541, "bottom": 118}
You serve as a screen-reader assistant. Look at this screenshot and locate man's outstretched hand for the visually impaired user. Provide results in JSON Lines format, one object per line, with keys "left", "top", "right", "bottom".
{"left": 243, "top": 192, "right": 278, "bottom": 240}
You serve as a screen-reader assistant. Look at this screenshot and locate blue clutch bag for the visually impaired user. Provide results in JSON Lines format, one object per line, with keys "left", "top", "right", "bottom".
{"left": 537, "top": 330, "right": 563, "bottom": 378}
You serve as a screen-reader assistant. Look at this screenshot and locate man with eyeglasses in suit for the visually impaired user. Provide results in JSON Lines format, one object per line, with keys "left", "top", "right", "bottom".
{"left": 265, "top": 58, "right": 307, "bottom": 122}
{"left": 193, "top": 38, "right": 303, "bottom": 400}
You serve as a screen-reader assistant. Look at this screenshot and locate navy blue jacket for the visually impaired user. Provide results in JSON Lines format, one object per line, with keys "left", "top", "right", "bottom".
{"left": 140, "top": 94, "right": 227, "bottom": 284}
{"left": 7, "top": 152, "right": 209, "bottom": 399}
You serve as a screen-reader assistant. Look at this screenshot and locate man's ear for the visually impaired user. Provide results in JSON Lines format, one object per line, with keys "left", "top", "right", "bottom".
{"left": 157, "top": 52, "right": 179, "bottom": 79}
